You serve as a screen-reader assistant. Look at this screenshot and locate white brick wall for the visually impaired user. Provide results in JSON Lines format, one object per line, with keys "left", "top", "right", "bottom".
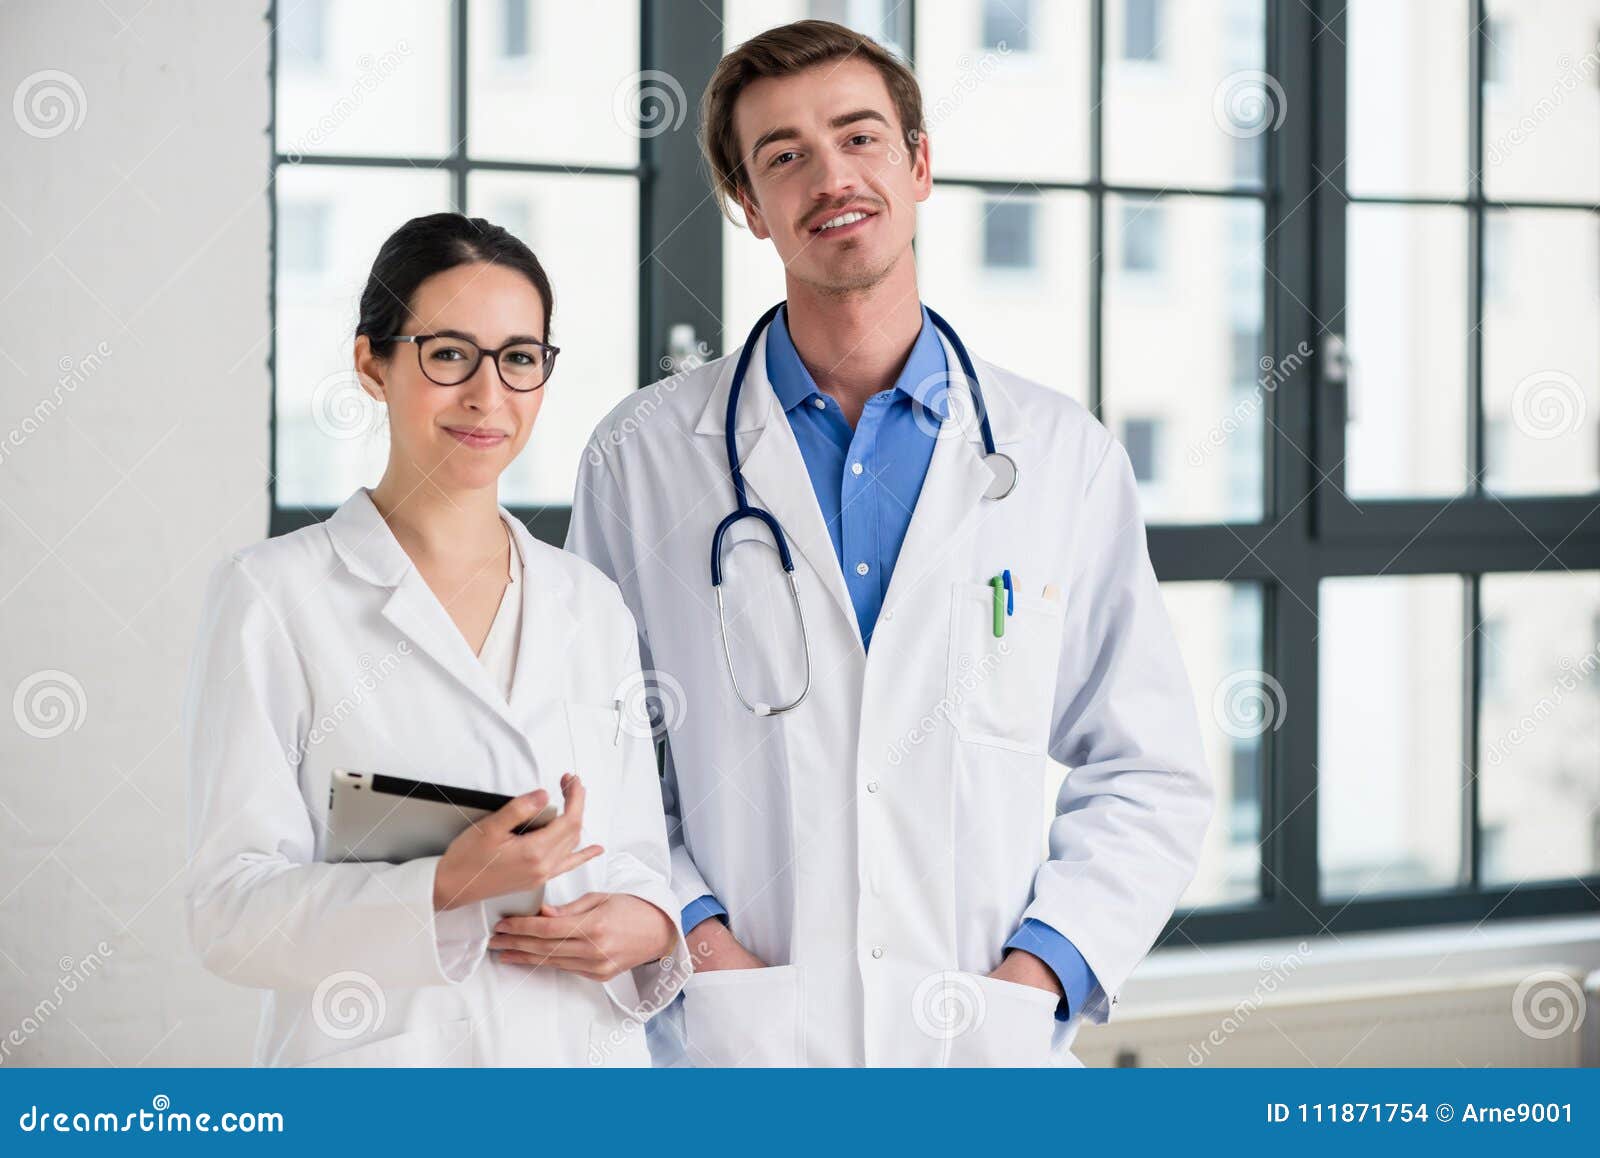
{"left": 0, "top": 1, "right": 271, "bottom": 1065}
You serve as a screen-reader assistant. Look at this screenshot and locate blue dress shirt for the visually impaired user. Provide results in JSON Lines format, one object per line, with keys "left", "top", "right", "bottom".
{"left": 682, "top": 304, "right": 1096, "bottom": 1021}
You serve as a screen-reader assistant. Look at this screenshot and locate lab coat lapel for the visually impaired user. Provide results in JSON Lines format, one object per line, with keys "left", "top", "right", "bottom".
{"left": 697, "top": 324, "right": 863, "bottom": 652}
{"left": 880, "top": 332, "right": 1019, "bottom": 619}
{"left": 323, "top": 488, "right": 555, "bottom": 744}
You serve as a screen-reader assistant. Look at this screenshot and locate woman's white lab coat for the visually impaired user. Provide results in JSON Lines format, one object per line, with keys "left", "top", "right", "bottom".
{"left": 182, "top": 487, "right": 690, "bottom": 1067}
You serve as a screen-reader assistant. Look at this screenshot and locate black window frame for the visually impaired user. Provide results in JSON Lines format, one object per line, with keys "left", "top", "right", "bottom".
{"left": 267, "top": 0, "right": 1600, "bottom": 947}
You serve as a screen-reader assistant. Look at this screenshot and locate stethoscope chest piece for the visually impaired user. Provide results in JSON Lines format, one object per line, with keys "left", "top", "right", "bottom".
{"left": 982, "top": 451, "right": 1018, "bottom": 501}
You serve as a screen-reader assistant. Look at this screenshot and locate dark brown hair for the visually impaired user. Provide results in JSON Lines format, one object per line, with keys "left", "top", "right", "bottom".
{"left": 699, "top": 19, "right": 925, "bottom": 222}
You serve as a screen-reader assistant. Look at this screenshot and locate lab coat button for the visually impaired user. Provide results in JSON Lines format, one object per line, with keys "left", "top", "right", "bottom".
{"left": 871, "top": 946, "right": 884, "bottom": 959}
{"left": 866, "top": 780, "right": 879, "bottom": 793}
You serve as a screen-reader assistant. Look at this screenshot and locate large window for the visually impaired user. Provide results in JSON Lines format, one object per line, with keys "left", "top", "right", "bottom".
{"left": 269, "top": 0, "right": 1600, "bottom": 945}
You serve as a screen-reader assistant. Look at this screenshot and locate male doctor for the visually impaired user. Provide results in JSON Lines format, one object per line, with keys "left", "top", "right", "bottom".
{"left": 566, "top": 19, "right": 1211, "bottom": 1066}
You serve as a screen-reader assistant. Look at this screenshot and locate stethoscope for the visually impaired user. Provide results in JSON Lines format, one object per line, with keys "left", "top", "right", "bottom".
{"left": 711, "top": 302, "right": 1017, "bottom": 717}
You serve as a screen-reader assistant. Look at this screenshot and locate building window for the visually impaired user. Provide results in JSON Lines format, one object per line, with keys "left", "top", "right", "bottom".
{"left": 1120, "top": 198, "right": 1164, "bottom": 274}
{"left": 1124, "top": 418, "right": 1160, "bottom": 483}
{"left": 279, "top": 201, "right": 330, "bottom": 276}
{"left": 982, "top": 0, "right": 1031, "bottom": 52}
{"left": 982, "top": 197, "right": 1037, "bottom": 270}
{"left": 1123, "top": 0, "right": 1163, "bottom": 62}
{"left": 502, "top": 0, "right": 531, "bottom": 59}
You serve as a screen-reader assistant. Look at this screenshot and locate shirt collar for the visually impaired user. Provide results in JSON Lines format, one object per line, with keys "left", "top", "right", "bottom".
{"left": 765, "top": 303, "right": 950, "bottom": 422}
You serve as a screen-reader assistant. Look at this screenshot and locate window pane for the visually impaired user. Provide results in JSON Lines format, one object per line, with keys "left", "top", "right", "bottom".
{"left": 1479, "top": 571, "right": 1600, "bottom": 885}
{"left": 1320, "top": 575, "right": 1467, "bottom": 898}
{"left": 467, "top": 0, "right": 644, "bottom": 166}
{"left": 1344, "top": 204, "right": 1470, "bottom": 497}
{"left": 917, "top": 188, "right": 1090, "bottom": 406}
{"left": 1483, "top": 0, "right": 1600, "bottom": 202}
{"left": 274, "top": 0, "right": 452, "bottom": 158}
{"left": 1104, "top": 0, "right": 1269, "bottom": 189}
{"left": 468, "top": 173, "right": 639, "bottom": 506}
{"left": 1101, "top": 194, "right": 1264, "bottom": 523}
{"left": 275, "top": 166, "right": 451, "bottom": 508}
{"left": 725, "top": 0, "right": 908, "bottom": 57}
{"left": 915, "top": 0, "right": 1090, "bottom": 182}
{"left": 1345, "top": 0, "right": 1470, "bottom": 198}
{"left": 1483, "top": 208, "right": 1600, "bottom": 495}
{"left": 1166, "top": 581, "right": 1264, "bottom": 908}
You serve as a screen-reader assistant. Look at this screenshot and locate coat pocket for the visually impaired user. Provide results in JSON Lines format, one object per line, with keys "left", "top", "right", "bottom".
{"left": 681, "top": 963, "right": 804, "bottom": 1067}
{"left": 945, "top": 581, "right": 1065, "bottom": 753}
{"left": 942, "top": 973, "right": 1059, "bottom": 1068}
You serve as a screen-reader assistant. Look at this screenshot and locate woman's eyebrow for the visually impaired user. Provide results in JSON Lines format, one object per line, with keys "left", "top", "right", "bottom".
{"left": 433, "top": 328, "right": 544, "bottom": 345}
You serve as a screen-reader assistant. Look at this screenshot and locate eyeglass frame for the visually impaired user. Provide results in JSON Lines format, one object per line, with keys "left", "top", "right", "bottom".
{"left": 382, "top": 332, "right": 561, "bottom": 392}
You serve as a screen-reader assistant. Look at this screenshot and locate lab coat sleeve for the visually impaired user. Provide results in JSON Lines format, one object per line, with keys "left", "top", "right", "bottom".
{"left": 600, "top": 628, "right": 693, "bottom": 1020}
{"left": 183, "top": 555, "right": 491, "bottom": 993}
{"left": 1023, "top": 437, "right": 1213, "bottom": 1025}
{"left": 564, "top": 442, "right": 717, "bottom": 912}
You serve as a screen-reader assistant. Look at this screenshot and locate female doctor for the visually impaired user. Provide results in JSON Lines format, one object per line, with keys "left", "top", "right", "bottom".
{"left": 183, "top": 213, "right": 690, "bottom": 1066}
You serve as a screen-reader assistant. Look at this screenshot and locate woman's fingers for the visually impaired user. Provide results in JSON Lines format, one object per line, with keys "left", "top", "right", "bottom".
{"left": 541, "top": 891, "right": 608, "bottom": 917}
{"left": 490, "top": 789, "right": 550, "bottom": 837}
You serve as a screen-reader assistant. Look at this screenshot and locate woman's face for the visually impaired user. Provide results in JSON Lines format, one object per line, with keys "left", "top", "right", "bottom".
{"left": 356, "top": 261, "right": 549, "bottom": 494}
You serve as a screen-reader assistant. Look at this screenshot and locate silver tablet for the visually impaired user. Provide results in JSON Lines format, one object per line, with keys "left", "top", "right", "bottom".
{"left": 326, "top": 768, "right": 559, "bottom": 921}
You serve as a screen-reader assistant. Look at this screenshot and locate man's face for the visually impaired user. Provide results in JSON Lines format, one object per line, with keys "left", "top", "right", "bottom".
{"left": 732, "top": 57, "right": 931, "bottom": 294}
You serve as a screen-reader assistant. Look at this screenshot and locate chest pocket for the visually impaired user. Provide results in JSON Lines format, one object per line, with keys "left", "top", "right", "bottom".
{"left": 945, "top": 580, "right": 1065, "bottom": 754}
{"left": 560, "top": 700, "right": 625, "bottom": 855}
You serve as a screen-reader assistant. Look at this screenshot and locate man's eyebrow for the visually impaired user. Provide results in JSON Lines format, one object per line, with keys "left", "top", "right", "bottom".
{"left": 748, "top": 108, "right": 893, "bottom": 159}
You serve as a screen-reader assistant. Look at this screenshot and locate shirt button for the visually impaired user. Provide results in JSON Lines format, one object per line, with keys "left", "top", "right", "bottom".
{"left": 812, "top": 397, "right": 826, "bottom": 409}
{"left": 866, "top": 780, "right": 879, "bottom": 793}
{"left": 856, "top": 562, "right": 869, "bottom": 576}
{"left": 851, "top": 462, "right": 864, "bottom": 475}
{"left": 871, "top": 947, "right": 884, "bottom": 959}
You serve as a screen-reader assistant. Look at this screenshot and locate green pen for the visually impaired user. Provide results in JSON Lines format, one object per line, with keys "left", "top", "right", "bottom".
{"left": 989, "top": 575, "right": 1006, "bottom": 638}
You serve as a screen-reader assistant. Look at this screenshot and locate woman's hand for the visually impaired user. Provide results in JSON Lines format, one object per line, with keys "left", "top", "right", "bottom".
{"left": 431, "top": 773, "right": 601, "bottom": 912}
{"left": 489, "top": 893, "right": 677, "bottom": 981}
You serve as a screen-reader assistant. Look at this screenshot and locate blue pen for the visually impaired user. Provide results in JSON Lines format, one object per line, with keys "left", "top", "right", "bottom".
{"left": 1001, "top": 569, "right": 1014, "bottom": 616}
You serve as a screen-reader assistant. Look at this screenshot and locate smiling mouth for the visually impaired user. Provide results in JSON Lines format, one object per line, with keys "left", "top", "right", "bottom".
{"left": 444, "top": 426, "right": 509, "bottom": 448}
{"left": 810, "top": 209, "right": 876, "bottom": 235}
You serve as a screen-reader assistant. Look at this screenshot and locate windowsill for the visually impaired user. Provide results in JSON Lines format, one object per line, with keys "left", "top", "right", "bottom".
{"left": 1123, "top": 913, "right": 1600, "bottom": 1010}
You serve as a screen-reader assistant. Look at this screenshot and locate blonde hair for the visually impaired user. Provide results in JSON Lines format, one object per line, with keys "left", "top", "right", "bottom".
{"left": 699, "top": 19, "right": 925, "bottom": 222}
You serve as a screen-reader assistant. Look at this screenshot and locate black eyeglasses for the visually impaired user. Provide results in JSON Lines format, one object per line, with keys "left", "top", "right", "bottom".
{"left": 385, "top": 333, "right": 560, "bottom": 392}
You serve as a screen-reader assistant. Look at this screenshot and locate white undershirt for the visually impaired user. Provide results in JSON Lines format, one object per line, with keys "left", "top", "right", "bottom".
{"left": 473, "top": 518, "right": 522, "bottom": 702}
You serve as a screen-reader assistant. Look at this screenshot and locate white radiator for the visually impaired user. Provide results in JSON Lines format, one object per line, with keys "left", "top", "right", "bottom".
{"left": 1072, "top": 965, "right": 1597, "bottom": 1067}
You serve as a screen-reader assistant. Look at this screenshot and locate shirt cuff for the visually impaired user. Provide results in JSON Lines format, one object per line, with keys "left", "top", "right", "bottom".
{"left": 680, "top": 894, "right": 728, "bottom": 935}
{"left": 1004, "top": 918, "right": 1096, "bottom": 1022}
